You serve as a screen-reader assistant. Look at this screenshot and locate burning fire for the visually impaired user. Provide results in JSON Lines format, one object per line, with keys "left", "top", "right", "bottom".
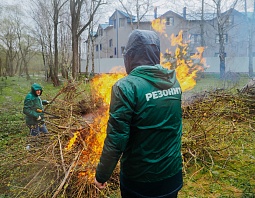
{"left": 68, "top": 17, "right": 206, "bottom": 182}
{"left": 152, "top": 18, "right": 206, "bottom": 92}
{"left": 77, "top": 69, "right": 126, "bottom": 181}
{"left": 65, "top": 132, "right": 78, "bottom": 150}
{"left": 151, "top": 18, "right": 167, "bottom": 37}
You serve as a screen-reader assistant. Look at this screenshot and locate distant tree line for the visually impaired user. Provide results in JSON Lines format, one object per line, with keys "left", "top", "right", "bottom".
{"left": 0, "top": 0, "right": 105, "bottom": 86}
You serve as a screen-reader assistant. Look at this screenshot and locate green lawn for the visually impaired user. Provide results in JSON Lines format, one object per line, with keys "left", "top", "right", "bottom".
{"left": 0, "top": 74, "right": 254, "bottom": 198}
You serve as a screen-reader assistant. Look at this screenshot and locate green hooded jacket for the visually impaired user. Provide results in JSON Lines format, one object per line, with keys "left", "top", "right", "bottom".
{"left": 23, "top": 83, "right": 47, "bottom": 126}
{"left": 96, "top": 30, "right": 182, "bottom": 184}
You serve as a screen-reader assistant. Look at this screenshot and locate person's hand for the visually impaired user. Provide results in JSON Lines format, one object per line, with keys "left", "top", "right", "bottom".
{"left": 37, "top": 116, "right": 41, "bottom": 120}
{"left": 94, "top": 178, "right": 107, "bottom": 189}
{"left": 45, "top": 101, "right": 50, "bottom": 105}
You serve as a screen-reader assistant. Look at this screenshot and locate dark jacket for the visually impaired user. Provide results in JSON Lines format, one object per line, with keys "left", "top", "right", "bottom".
{"left": 96, "top": 30, "right": 182, "bottom": 183}
{"left": 23, "top": 83, "right": 47, "bottom": 126}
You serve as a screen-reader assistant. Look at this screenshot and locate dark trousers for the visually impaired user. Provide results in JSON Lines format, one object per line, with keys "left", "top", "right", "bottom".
{"left": 121, "top": 185, "right": 178, "bottom": 198}
{"left": 28, "top": 123, "right": 48, "bottom": 136}
{"left": 120, "top": 170, "right": 182, "bottom": 198}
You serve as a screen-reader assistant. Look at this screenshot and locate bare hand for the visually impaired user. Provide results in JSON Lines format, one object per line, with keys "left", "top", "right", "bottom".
{"left": 94, "top": 178, "right": 107, "bottom": 189}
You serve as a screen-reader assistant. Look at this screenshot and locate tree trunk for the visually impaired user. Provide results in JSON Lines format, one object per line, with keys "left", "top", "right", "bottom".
{"left": 72, "top": 34, "right": 79, "bottom": 79}
{"left": 70, "top": 0, "right": 103, "bottom": 79}
{"left": 200, "top": 0, "right": 205, "bottom": 47}
{"left": 0, "top": 58, "right": 2, "bottom": 76}
{"left": 91, "top": 37, "right": 95, "bottom": 74}
{"left": 248, "top": 0, "right": 255, "bottom": 77}
{"left": 24, "top": 60, "right": 31, "bottom": 80}
{"left": 85, "top": 33, "right": 90, "bottom": 76}
{"left": 54, "top": 15, "right": 60, "bottom": 86}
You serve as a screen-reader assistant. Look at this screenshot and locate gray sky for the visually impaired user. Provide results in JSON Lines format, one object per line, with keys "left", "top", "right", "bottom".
{"left": 2, "top": 0, "right": 254, "bottom": 24}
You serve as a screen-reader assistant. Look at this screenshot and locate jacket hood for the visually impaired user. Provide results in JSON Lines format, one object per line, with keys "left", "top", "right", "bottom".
{"left": 129, "top": 64, "right": 178, "bottom": 89}
{"left": 123, "top": 29, "right": 160, "bottom": 74}
{"left": 31, "top": 83, "right": 43, "bottom": 96}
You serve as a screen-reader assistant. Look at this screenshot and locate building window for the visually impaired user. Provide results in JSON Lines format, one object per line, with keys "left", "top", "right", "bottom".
{"left": 98, "top": 28, "right": 103, "bottom": 36}
{"left": 114, "top": 47, "right": 117, "bottom": 55}
{"left": 215, "top": 34, "right": 228, "bottom": 43}
{"left": 109, "top": 39, "right": 113, "bottom": 47}
{"left": 121, "top": 46, "right": 125, "bottom": 55}
{"left": 96, "top": 44, "right": 98, "bottom": 51}
{"left": 119, "top": 18, "right": 125, "bottom": 27}
{"left": 166, "top": 17, "right": 174, "bottom": 26}
{"left": 225, "top": 15, "right": 234, "bottom": 26}
{"left": 113, "top": 20, "right": 116, "bottom": 29}
{"left": 100, "top": 44, "right": 102, "bottom": 50}
{"left": 190, "top": 34, "right": 201, "bottom": 44}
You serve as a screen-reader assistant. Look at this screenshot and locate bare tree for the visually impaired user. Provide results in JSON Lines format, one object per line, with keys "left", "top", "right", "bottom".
{"left": 70, "top": 0, "right": 104, "bottom": 80}
{"left": 31, "top": 0, "right": 69, "bottom": 86}
{"left": 200, "top": 0, "right": 206, "bottom": 47}
{"left": 53, "top": 0, "right": 69, "bottom": 86}
{"left": 0, "top": 5, "right": 21, "bottom": 77}
{"left": 16, "top": 22, "right": 37, "bottom": 80}
{"left": 31, "top": 0, "right": 54, "bottom": 81}
{"left": 59, "top": 12, "right": 72, "bottom": 79}
{"left": 117, "top": 0, "right": 156, "bottom": 29}
{"left": 212, "top": 0, "right": 239, "bottom": 78}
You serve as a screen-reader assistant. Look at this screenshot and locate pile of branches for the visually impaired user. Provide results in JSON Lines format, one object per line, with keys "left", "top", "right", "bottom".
{"left": 9, "top": 80, "right": 255, "bottom": 197}
{"left": 9, "top": 80, "right": 114, "bottom": 198}
{"left": 238, "top": 77, "right": 255, "bottom": 95}
{"left": 182, "top": 88, "right": 255, "bottom": 174}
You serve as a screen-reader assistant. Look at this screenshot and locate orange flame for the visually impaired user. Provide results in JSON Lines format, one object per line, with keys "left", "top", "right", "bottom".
{"left": 152, "top": 19, "right": 206, "bottom": 92}
{"left": 77, "top": 68, "right": 126, "bottom": 181}
{"left": 151, "top": 18, "right": 167, "bottom": 37}
{"left": 65, "top": 132, "right": 78, "bottom": 151}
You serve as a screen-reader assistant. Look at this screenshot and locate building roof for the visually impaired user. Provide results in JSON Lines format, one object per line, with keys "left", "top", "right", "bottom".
{"left": 109, "top": 9, "right": 135, "bottom": 21}
{"left": 185, "top": 13, "right": 216, "bottom": 21}
{"left": 133, "top": 14, "right": 158, "bottom": 22}
{"left": 182, "top": 8, "right": 253, "bottom": 21}
{"left": 99, "top": 23, "right": 110, "bottom": 29}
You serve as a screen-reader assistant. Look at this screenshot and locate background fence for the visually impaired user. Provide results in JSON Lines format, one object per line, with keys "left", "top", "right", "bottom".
{"left": 81, "top": 57, "right": 255, "bottom": 74}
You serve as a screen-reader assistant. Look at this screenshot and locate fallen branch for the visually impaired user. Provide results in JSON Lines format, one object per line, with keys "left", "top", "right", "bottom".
{"left": 15, "top": 167, "right": 46, "bottom": 198}
{"left": 58, "top": 134, "right": 67, "bottom": 174}
{"left": 52, "top": 149, "right": 83, "bottom": 198}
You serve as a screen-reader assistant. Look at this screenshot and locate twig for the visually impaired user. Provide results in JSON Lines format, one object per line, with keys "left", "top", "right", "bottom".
{"left": 52, "top": 149, "right": 82, "bottom": 198}
{"left": 15, "top": 167, "right": 46, "bottom": 198}
{"left": 56, "top": 125, "right": 87, "bottom": 130}
{"left": 58, "top": 134, "right": 67, "bottom": 174}
{"left": 44, "top": 87, "right": 65, "bottom": 111}
{"left": 249, "top": 123, "right": 255, "bottom": 132}
{"left": 188, "top": 166, "right": 204, "bottom": 181}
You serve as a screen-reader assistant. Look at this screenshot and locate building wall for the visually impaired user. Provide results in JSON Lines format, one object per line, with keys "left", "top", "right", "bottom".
{"left": 81, "top": 57, "right": 255, "bottom": 74}
{"left": 81, "top": 58, "right": 124, "bottom": 73}
{"left": 180, "top": 13, "right": 250, "bottom": 58}
{"left": 159, "top": 11, "right": 188, "bottom": 55}
{"left": 93, "top": 9, "right": 254, "bottom": 61}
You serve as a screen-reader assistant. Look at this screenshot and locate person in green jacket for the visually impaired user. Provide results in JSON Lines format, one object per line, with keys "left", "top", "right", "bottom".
{"left": 23, "top": 83, "right": 49, "bottom": 136}
{"left": 95, "top": 29, "right": 183, "bottom": 198}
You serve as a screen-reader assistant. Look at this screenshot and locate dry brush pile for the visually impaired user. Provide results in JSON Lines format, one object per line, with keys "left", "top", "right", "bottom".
{"left": 3, "top": 80, "right": 114, "bottom": 198}
{"left": 181, "top": 87, "right": 255, "bottom": 196}
{"left": 3, "top": 80, "right": 255, "bottom": 197}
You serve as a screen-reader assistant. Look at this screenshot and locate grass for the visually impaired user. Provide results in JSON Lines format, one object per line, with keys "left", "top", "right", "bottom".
{"left": 0, "top": 73, "right": 254, "bottom": 197}
{"left": 0, "top": 76, "right": 60, "bottom": 197}
{"left": 180, "top": 73, "right": 255, "bottom": 198}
